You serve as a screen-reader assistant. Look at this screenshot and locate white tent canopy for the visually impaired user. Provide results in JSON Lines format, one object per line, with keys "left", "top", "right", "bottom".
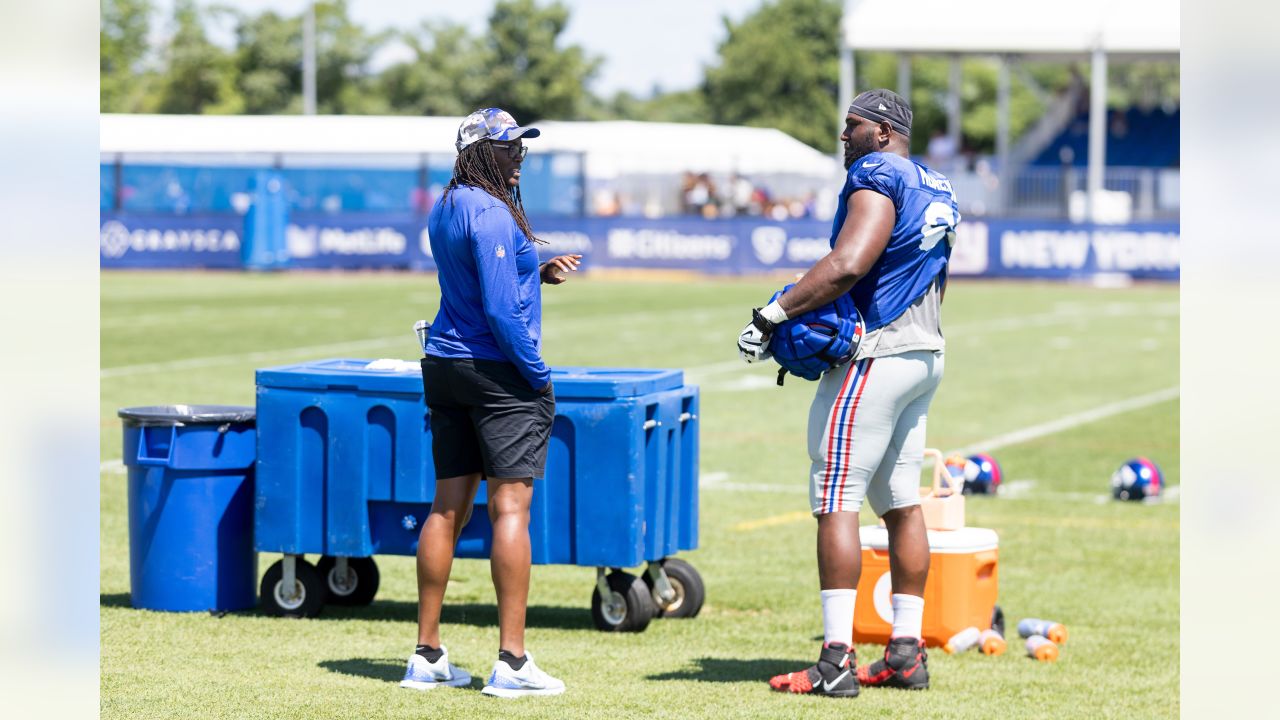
{"left": 98, "top": 114, "right": 840, "bottom": 181}
{"left": 842, "top": 0, "right": 1179, "bottom": 57}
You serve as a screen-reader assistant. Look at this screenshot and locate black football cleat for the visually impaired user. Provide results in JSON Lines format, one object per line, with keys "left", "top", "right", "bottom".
{"left": 768, "top": 642, "right": 860, "bottom": 698}
{"left": 857, "top": 637, "right": 930, "bottom": 690}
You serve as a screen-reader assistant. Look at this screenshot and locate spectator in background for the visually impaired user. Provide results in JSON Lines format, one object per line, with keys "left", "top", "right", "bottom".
{"left": 729, "top": 174, "right": 755, "bottom": 217}
{"left": 1109, "top": 109, "right": 1129, "bottom": 139}
{"left": 801, "top": 191, "right": 818, "bottom": 218}
{"left": 679, "top": 171, "right": 698, "bottom": 214}
{"left": 925, "top": 129, "right": 956, "bottom": 173}
{"left": 411, "top": 186, "right": 433, "bottom": 214}
{"left": 593, "top": 188, "right": 621, "bottom": 216}
{"left": 697, "top": 173, "right": 719, "bottom": 218}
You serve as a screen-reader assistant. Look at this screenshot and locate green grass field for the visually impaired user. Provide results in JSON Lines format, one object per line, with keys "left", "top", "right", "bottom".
{"left": 100, "top": 271, "right": 1179, "bottom": 719}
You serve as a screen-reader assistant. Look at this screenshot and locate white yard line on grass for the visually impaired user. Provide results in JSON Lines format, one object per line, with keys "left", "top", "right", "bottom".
{"left": 946, "top": 386, "right": 1179, "bottom": 457}
{"left": 700, "top": 471, "right": 803, "bottom": 494}
{"left": 721, "top": 386, "right": 1181, "bottom": 533}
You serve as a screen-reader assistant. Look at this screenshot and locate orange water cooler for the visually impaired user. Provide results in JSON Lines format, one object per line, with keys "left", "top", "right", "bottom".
{"left": 852, "top": 525, "right": 999, "bottom": 647}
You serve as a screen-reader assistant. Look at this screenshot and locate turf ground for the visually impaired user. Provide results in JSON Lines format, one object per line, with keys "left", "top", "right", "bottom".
{"left": 100, "top": 271, "right": 1179, "bottom": 719}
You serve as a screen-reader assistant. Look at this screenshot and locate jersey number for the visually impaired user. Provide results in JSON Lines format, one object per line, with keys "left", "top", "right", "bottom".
{"left": 919, "top": 202, "right": 958, "bottom": 252}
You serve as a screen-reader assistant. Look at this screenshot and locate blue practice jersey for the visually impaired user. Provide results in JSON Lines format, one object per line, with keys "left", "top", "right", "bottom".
{"left": 829, "top": 152, "right": 960, "bottom": 332}
{"left": 424, "top": 186, "right": 549, "bottom": 391}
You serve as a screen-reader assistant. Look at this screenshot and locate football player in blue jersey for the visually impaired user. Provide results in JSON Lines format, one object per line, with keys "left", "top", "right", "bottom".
{"left": 738, "top": 89, "right": 960, "bottom": 697}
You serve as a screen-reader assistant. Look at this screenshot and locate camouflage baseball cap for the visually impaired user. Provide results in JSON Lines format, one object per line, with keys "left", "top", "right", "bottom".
{"left": 455, "top": 107, "right": 541, "bottom": 152}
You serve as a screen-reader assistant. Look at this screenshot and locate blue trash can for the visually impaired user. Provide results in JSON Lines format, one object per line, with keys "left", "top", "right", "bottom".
{"left": 119, "top": 405, "right": 257, "bottom": 612}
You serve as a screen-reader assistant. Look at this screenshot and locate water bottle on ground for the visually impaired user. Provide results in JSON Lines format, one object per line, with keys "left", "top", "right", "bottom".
{"left": 1017, "top": 618, "right": 1068, "bottom": 644}
{"left": 943, "top": 627, "right": 981, "bottom": 654}
{"left": 979, "top": 628, "right": 1007, "bottom": 655}
{"left": 1025, "top": 635, "right": 1059, "bottom": 662}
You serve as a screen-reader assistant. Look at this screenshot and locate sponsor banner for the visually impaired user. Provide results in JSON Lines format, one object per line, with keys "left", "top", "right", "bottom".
{"left": 286, "top": 213, "right": 431, "bottom": 270}
{"left": 101, "top": 212, "right": 1178, "bottom": 281}
{"left": 100, "top": 213, "right": 244, "bottom": 269}
{"left": 979, "top": 219, "right": 1179, "bottom": 281}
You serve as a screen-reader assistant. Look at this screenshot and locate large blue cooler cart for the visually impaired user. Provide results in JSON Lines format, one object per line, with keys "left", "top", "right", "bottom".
{"left": 118, "top": 405, "right": 258, "bottom": 613}
{"left": 252, "top": 360, "right": 704, "bottom": 631}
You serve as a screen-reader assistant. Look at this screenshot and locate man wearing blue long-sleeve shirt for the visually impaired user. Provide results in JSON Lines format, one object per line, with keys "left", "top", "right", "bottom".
{"left": 404, "top": 108, "right": 581, "bottom": 699}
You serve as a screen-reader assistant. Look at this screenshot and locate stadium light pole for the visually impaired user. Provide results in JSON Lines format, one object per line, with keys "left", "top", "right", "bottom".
{"left": 303, "top": 2, "right": 317, "bottom": 115}
{"left": 996, "top": 55, "right": 1011, "bottom": 214}
{"left": 897, "top": 55, "right": 911, "bottom": 106}
{"left": 838, "top": 39, "right": 854, "bottom": 160}
{"left": 1086, "top": 45, "right": 1108, "bottom": 222}
{"left": 947, "top": 55, "right": 962, "bottom": 161}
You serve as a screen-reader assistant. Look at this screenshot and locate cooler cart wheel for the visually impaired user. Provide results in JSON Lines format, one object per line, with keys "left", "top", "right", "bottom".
{"left": 992, "top": 605, "right": 1005, "bottom": 637}
{"left": 316, "top": 556, "right": 380, "bottom": 606}
{"left": 591, "top": 569, "right": 656, "bottom": 633}
{"left": 261, "top": 557, "right": 326, "bottom": 618}
{"left": 644, "top": 558, "right": 705, "bottom": 619}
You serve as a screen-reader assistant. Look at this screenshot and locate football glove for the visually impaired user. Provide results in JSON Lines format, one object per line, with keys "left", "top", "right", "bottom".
{"left": 737, "top": 308, "right": 777, "bottom": 363}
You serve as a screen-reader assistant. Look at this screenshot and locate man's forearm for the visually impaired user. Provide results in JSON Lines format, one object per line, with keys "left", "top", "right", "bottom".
{"left": 777, "top": 253, "right": 862, "bottom": 317}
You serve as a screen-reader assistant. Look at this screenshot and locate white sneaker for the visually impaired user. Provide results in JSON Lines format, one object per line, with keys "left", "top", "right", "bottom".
{"left": 399, "top": 647, "right": 472, "bottom": 690}
{"left": 480, "top": 653, "right": 565, "bottom": 698}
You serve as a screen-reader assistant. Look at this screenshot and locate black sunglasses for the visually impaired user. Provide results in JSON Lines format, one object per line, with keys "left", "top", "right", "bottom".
{"left": 490, "top": 142, "right": 528, "bottom": 160}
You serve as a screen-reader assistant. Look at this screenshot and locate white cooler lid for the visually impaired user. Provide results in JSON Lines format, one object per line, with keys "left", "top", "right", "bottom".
{"left": 860, "top": 525, "right": 998, "bottom": 553}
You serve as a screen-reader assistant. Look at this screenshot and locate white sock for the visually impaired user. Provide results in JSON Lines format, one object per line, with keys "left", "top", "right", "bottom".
{"left": 820, "top": 589, "right": 856, "bottom": 647}
{"left": 890, "top": 593, "right": 925, "bottom": 639}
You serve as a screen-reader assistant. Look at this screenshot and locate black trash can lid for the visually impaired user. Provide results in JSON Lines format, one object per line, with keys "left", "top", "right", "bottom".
{"left": 118, "top": 405, "right": 255, "bottom": 426}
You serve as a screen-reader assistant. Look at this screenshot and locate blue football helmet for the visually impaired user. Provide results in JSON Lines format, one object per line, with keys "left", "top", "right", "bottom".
{"left": 767, "top": 285, "right": 864, "bottom": 383}
{"left": 1111, "top": 457, "right": 1163, "bottom": 501}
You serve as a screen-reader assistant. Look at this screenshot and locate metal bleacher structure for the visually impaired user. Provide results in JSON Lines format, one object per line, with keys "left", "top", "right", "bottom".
{"left": 840, "top": 0, "right": 1180, "bottom": 223}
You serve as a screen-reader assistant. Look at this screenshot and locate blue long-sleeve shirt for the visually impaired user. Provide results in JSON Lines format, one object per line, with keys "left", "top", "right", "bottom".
{"left": 423, "top": 186, "right": 550, "bottom": 390}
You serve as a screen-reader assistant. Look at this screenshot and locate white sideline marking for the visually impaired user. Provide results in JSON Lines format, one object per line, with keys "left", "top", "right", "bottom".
{"left": 101, "top": 336, "right": 407, "bottom": 378}
{"left": 100, "top": 459, "right": 125, "bottom": 475}
{"left": 1000, "top": 479, "right": 1037, "bottom": 498}
{"left": 713, "top": 482, "right": 804, "bottom": 494}
{"left": 708, "top": 387, "right": 1180, "bottom": 497}
{"left": 699, "top": 471, "right": 731, "bottom": 486}
{"left": 700, "top": 471, "right": 801, "bottom": 494}
{"left": 947, "top": 386, "right": 1180, "bottom": 457}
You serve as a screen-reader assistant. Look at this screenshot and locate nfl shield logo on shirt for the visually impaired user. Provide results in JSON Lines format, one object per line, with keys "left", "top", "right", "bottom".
{"left": 496, "top": 245, "right": 506, "bottom": 258}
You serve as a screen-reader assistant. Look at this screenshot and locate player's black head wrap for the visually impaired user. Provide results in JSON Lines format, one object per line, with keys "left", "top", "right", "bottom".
{"left": 849, "top": 89, "right": 913, "bottom": 138}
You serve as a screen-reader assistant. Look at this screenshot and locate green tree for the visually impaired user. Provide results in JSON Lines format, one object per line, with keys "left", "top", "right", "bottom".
{"left": 588, "top": 88, "right": 710, "bottom": 124}
{"left": 228, "top": 0, "right": 390, "bottom": 115}
{"left": 100, "top": 0, "right": 155, "bottom": 112}
{"left": 312, "top": 0, "right": 393, "bottom": 114}
{"left": 858, "top": 53, "right": 1075, "bottom": 155}
{"left": 378, "top": 21, "right": 488, "bottom": 116}
{"left": 703, "top": 0, "right": 843, "bottom": 152}
{"left": 1108, "top": 62, "right": 1179, "bottom": 109}
{"left": 229, "top": 9, "right": 300, "bottom": 114}
{"left": 474, "top": 0, "right": 602, "bottom": 122}
{"left": 152, "top": 0, "right": 242, "bottom": 114}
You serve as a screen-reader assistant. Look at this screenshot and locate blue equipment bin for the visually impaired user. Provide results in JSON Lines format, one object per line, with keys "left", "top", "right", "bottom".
{"left": 253, "top": 360, "right": 698, "bottom": 569}
{"left": 118, "top": 405, "right": 258, "bottom": 612}
{"left": 644, "top": 386, "right": 700, "bottom": 564}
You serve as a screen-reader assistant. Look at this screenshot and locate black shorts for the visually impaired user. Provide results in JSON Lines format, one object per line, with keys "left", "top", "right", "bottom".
{"left": 420, "top": 355, "right": 555, "bottom": 480}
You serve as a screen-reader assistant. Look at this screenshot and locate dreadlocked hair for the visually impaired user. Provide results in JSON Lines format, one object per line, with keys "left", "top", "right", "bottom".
{"left": 443, "top": 141, "right": 543, "bottom": 244}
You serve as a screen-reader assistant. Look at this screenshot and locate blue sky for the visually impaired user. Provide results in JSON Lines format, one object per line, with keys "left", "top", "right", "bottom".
{"left": 148, "top": 0, "right": 770, "bottom": 97}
